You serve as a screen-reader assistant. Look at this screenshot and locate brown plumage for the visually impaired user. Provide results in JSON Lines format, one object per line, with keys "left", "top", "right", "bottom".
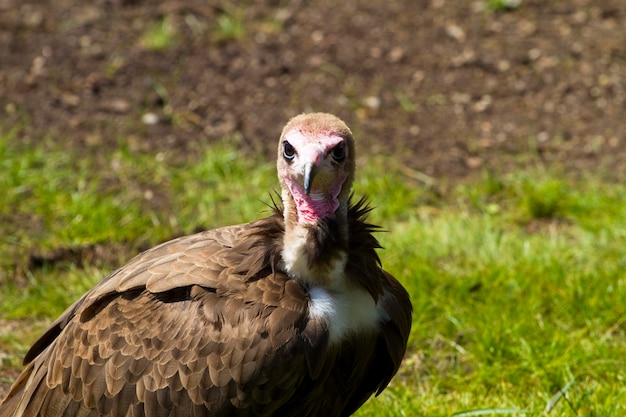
{"left": 0, "top": 113, "right": 412, "bottom": 417}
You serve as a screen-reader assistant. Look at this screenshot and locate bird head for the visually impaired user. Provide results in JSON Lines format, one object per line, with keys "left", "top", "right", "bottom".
{"left": 277, "top": 113, "right": 355, "bottom": 225}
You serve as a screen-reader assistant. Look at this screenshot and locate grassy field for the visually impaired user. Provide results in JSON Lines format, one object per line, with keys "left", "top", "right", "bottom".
{"left": 1, "top": 130, "right": 626, "bottom": 416}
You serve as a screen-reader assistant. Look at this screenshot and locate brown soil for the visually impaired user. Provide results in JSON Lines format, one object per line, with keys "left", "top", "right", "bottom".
{"left": 2, "top": 0, "right": 624, "bottom": 180}
{"left": 0, "top": 0, "right": 624, "bottom": 399}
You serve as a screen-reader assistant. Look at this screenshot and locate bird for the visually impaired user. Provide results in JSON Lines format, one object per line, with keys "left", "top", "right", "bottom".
{"left": 0, "top": 112, "right": 412, "bottom": 417}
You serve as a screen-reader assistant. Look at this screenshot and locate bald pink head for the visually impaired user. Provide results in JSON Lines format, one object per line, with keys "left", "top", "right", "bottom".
{"left": 277, "top": 113, "right": 355, "bottom": 224}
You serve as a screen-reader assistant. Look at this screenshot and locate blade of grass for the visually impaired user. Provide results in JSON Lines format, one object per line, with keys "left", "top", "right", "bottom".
{"left": 544, "top": 378, "right": 576, "bottom": 414}
{"left": 453, "top": 409, "right": 533, "bottom": 416}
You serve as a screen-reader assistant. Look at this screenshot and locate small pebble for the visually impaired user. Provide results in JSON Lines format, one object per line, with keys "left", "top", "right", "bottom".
{"left": 142, "top": 112, "right": 159, "bottom": 125}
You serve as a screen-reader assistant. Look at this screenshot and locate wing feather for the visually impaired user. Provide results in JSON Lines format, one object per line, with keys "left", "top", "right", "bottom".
{"left": 2, "top": 219, "right": 322, "bottom": 417}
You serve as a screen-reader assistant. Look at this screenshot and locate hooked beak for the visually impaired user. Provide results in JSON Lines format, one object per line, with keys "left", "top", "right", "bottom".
{"left": 303, "top": 162, "right": 316, "bottom": 195}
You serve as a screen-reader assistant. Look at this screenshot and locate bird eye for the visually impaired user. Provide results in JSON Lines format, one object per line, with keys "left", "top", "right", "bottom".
{"left": 283, "top": 141, "right": 296, "bottom": 160}
{"left": 330, "top": 143, "right": 346, "bottom": 162}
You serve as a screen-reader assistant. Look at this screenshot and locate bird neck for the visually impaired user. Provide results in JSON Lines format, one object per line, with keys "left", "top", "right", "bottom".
{"left": 281, "top": 190, "right": 350, "bottom": 287}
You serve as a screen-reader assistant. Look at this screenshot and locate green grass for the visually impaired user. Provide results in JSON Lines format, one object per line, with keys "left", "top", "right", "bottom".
{"left": 486, "top": 0, "right": 522, "bottom": 12}
{"left": 213, "top": 11, "right": 245, "bottom": 42}
{"left": 139, "top": 16, "right": 177, "bottom": 51}
{"left": 2, "top": 130, "right": 626, "bottom": 415}
{"left": 0, "top": 133, "right": 173, "bottom": 270}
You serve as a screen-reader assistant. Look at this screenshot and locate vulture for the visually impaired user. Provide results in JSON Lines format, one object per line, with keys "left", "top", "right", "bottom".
{"left": 0, "top": 113, "right": 412, "bottom": 417}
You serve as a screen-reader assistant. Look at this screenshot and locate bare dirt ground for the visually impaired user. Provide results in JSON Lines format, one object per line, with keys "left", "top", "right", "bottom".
{"left": 0, "top": 0, "right": 624, "bottom": 398}
{"left": 1, "top": 0, "right": 624, "bottom": 179}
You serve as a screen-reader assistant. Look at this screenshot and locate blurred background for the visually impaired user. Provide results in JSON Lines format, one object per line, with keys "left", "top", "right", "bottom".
{"left": 1, "top": 0, "right": 624, "bottom": 179}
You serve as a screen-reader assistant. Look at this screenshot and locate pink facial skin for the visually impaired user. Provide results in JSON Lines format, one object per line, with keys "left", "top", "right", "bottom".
{"left": 280, "top": 129, "right": 348, "bottom": 224}
{"left": 285, "top": 172, "right": 348, "bottom": 223}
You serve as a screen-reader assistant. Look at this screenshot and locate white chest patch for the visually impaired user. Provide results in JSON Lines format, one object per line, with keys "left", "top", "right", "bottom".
{"left": 281, "top": 224, "right": 381, "bottom": 343}
{"left": 308, "top": 285, "right": 380, "bottom": 344}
